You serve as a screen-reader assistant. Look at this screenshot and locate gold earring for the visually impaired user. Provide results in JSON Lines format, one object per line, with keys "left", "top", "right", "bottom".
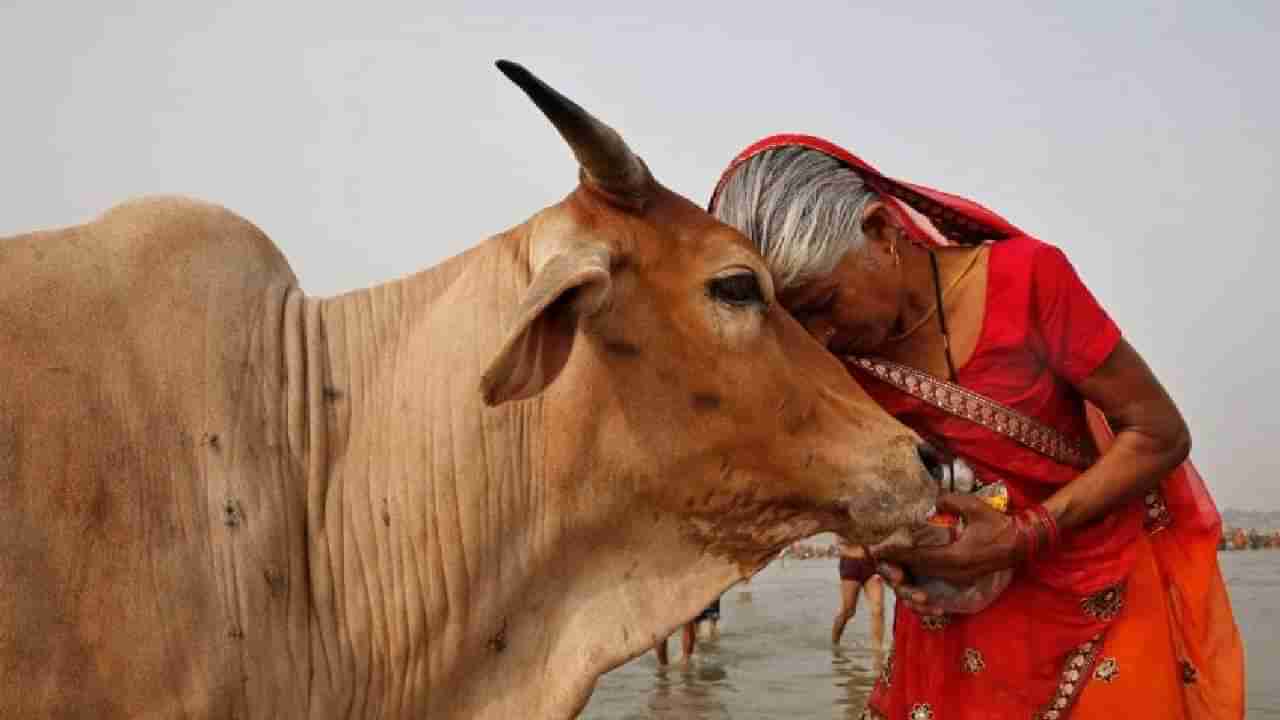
{"left": 890, "top": 239, "right": 901, "bottom": 268}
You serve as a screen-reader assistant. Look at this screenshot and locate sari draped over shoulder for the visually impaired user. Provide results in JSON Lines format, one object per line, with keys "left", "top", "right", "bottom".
{"left": 711, "top": 135, "right": 1244, "bottom": 720}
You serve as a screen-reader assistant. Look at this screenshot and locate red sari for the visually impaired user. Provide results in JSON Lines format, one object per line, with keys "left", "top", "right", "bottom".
{"left": 859, "top": 236, "right": 1146, "bottom": 720}
{"left": 711, "top": 136, "right": 1245, "bottom": 720}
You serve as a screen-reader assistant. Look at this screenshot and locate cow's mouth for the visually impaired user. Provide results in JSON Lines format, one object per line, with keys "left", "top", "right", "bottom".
{"left": 838, "top": 487, "right": 937, "bottom": 547}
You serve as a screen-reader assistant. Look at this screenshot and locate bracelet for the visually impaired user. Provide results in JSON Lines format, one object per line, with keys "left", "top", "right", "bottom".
{"left": 1012, "top": 512, "right": 1035, "bottom": 566}
{"left": 1012, "top": 504, "right": 1061, "bottom": 566}
{"left": 1029, "top": 503, "right": 1061, "bottom": 553}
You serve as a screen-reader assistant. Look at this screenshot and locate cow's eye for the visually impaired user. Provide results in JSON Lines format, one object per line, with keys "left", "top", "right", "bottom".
{"left": 708, "top": 272, "right": 765, "bottom": 307}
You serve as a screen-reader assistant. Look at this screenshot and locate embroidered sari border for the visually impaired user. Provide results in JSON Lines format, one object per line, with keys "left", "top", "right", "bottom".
{"left": 1034, "top": 633, "right": 1107, "bottom": 720}
{"left": 847, "top": 357, "right": 1097, "bottom": 470}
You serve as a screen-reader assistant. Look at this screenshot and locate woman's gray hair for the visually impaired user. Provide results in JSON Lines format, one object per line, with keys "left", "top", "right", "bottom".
{"left": 712, "top": 146, "right": 879, "bottom": 290}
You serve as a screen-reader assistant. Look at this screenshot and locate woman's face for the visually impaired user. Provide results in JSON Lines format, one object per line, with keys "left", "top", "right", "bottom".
{"left": 778, "top": 207, "right": 904, "bottom": 355}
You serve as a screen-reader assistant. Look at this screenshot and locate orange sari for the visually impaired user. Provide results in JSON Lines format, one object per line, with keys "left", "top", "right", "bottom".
{"left": 1074, "top": 409, "right": 1245, "bottom": 718}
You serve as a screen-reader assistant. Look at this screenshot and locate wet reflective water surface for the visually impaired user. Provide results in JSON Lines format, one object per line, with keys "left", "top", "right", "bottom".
{"left": 583, "top": 551, "right": 1279, "bottom": 719}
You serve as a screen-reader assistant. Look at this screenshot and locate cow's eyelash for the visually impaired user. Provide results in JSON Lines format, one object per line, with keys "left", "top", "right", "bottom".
{"left": 708, "top": 272, "right": 765, "bottom": 307}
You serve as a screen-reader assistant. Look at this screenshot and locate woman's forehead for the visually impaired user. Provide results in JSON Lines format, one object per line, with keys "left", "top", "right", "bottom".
{"left": 778, "top": 272, "right": 838, "bottom": 307}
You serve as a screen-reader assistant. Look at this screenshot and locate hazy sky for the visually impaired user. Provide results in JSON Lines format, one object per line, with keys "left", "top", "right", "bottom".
{"left": 4, "top": 1, "right": 1276, "bottom": 509}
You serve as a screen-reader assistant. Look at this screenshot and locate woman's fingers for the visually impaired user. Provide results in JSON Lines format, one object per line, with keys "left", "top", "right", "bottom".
{"left": 896, "top": 584, "right": 944, "bottom": 616}
{"left": 875, "top": 561, "right": 906, "bottom": 585}
{"left": 873, "top": 561, "right": 947, "bottom": 615}
{"left": 882, "top": 544, "right": 960, "bottom": 578}
{"left": 935, "top": 492, "right": 991, "bottom": 518}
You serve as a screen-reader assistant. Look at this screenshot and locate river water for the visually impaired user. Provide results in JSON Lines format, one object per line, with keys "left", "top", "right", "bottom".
{"left": 583, "top": 550, "right": 1279, "bottom": 719}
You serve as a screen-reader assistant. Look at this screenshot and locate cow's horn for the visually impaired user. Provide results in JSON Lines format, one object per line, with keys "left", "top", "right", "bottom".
{"left": 496, "top": 60, "right": 651, "bottom": 207}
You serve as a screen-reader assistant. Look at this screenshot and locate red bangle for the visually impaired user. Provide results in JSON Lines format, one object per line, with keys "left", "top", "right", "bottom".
{"left": 1013, "top": 511, "right": 1035, "bottom": 565}
{"left": 1030, "top": 504, "right": 1061, "bottom": 553}
{"left": 1013, "top": 504, "right": 1061, "bottom": 566}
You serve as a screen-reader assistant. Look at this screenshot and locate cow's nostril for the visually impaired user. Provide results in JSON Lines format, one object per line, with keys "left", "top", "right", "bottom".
{"left": 917, "top": 442, "right": 947, "bottom": 484}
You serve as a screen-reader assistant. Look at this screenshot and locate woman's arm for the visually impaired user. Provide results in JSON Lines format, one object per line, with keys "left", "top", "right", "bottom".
{"left": 1044, "top": 338, "right": 1190, "bottom": 531}
{"left": 875, "top": 338, "right": 1190, "bottom": 597}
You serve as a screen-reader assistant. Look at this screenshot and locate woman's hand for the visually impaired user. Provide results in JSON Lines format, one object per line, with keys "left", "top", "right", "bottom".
{"left": 876, "top": 493, "right": 1020, "bottom": 585}
{"left": 873, "top": 561, "right": 946, "bottom": 616}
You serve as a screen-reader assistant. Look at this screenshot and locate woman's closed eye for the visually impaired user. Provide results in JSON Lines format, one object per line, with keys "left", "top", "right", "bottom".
{"left": 791, "top": 289, "right": 837, "bottom": 320}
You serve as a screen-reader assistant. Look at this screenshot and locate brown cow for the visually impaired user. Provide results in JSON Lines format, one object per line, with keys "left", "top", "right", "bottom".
{"left": 0, "top": 61, "right": 937, "bottom": 718}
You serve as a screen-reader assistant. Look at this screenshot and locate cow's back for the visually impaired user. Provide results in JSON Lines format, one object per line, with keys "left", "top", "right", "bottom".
{"left": 0, "top": 197, "right": 311, "bottom": 718}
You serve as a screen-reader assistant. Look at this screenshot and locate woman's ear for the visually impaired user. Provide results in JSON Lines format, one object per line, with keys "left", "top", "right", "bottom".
{"left": 860, "top": 201, "right": 899, "bottom": 245}
{"left": 861, "top": 201, "right": 904, "bottom": 268}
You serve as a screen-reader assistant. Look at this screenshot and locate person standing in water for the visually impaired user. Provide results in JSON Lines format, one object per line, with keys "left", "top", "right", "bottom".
{"left": 833, "top": 539, "right": 885, "bottom": 648}
{"left": 654, "top": 596, "right": 722, "bottom": 665}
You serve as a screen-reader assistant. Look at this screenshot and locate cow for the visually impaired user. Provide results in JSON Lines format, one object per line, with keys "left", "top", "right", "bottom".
{"left": 0, "top": 61, "right": 937, "bottom": 718}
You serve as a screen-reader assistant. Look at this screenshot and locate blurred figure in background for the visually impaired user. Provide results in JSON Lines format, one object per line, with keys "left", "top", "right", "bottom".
{"left": 654, "top": 595, "right": 722, "bottom": 665}
{"left": 833, "top": 539, "right": 884, "bottom": 648}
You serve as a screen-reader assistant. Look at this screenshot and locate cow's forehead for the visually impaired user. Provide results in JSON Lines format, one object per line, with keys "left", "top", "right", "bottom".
{"left": 545, "top": 184, "right": 762, "bottom": 277}
{"left": 623, "top": 185, "right": 762, "bottom": 269}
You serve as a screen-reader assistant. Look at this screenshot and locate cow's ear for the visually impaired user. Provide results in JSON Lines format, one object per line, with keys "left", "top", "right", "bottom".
{"left": 481, "top": 245, "right": 612, "bottom": 406}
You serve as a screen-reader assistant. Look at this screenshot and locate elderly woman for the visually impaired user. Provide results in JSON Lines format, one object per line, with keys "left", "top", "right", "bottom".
{"left": 709, "top": 135, "right": 1244, "bottom": 720}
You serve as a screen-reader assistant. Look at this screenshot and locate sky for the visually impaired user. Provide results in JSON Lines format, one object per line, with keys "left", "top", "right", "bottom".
{"left": 3, "top": 1, "right": 1276, "bottom": 510}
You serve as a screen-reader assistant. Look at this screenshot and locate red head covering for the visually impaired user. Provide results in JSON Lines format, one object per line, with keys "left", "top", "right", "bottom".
{"left": 709, "top": 133, "right": 1025, "bottom": 247}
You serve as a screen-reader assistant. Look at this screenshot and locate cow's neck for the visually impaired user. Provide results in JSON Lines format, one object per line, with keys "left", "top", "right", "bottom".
{"left": 300, "top": 232, "right": 746, "bottom": 718}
